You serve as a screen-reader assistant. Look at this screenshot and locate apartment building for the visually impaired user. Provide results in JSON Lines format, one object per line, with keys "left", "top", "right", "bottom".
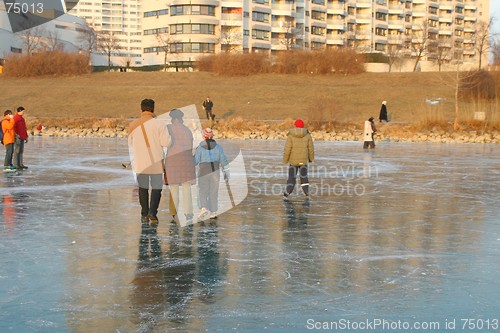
{"left": 66, "top": 0, "right": 143, "bottom": 66}
{"left": 139, "top": 0, "right": 489, "bottom": 69}
{"left": 5, "top": 0, "right": 484, "bottom": 70}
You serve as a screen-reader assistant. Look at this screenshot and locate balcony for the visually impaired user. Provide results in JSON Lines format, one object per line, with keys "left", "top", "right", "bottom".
{"left": 356, "top": 0, "right": 371, "bottom": 8}
{"left": 464, "top": 1, "right": 477, "bottom": 10}
{"left": 327, "top": 19, "right": 344, "bottom": 30}
{"left": 327, "top": 4, "right": 345, "bottom": 15}
{"left": 388, "top": 5, "right": 404, "bottom": 15}
{"left": 355, "top": 14, "right": 371, "bottom": 24}
{"left": 388, "top": 20, "right": 404, "bottom": 29}
{"left": 438, "top": 28, "right": 452, "bottom": 36}
{"left": 271, "top": 3, "right": 294, "bottom": 16}
{"left": 326, "top": 35, "right": 344, "bottom": 45}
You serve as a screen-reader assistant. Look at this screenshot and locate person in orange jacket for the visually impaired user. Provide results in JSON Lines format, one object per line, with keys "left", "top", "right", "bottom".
{"left": 2, "top": 110, "right": 16, "bottom": 171}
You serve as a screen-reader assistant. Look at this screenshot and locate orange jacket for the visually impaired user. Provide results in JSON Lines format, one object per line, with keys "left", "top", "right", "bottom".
{"left": 1, "top": 116, "right": 15, "bottom": 145}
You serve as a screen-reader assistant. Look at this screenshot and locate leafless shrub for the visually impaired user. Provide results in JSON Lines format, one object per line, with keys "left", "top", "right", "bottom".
{"left": 4, "top": 51, "right": 90, "bottom": 77}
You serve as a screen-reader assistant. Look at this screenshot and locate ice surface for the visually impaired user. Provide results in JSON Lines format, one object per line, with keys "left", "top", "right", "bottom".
{"left": 1, "top": 137, "right": 499, "bottom": 332}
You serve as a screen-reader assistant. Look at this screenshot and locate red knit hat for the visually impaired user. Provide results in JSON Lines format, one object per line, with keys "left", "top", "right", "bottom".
{"left": 203, "top": 128, "right": 214, "bottom": 139}
{"left": 294, "top": 119, "right": 304, "bottom": 128}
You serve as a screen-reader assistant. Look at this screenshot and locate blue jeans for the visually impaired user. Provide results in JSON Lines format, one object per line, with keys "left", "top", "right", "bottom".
{"left": 4, "top": 143, "right": 14, "bottom": 167}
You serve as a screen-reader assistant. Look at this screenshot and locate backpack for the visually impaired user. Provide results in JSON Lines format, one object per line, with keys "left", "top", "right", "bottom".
{"left": 0, "top": 119, "right": 5, "bottom": 145}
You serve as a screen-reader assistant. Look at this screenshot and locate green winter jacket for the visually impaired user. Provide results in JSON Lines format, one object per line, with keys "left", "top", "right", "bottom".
{"left": 283, "top": 128, "right": 314, "bottom": 166}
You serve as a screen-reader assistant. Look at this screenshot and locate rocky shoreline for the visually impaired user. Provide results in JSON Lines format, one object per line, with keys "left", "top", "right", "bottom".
{"left": 28, "top": 125, "right": 500, "bottom": 144}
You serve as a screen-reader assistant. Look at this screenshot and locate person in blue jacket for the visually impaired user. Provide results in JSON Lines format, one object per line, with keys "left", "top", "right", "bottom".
{"left": 194, "top": 128, "right": 229, "bottom": 220}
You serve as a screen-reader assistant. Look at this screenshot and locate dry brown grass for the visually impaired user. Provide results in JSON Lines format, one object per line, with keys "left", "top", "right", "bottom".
{"left": 1, "top": 71, "right": 499, "bottom": 133}
{"left": 274, "top": 49, "right": 364, "bottom": 75}
{"left": 4, "top": 52, "right": 90, "bottom": 77}
{"left": 198, "top": 53, "right": 271, "bottom": 76}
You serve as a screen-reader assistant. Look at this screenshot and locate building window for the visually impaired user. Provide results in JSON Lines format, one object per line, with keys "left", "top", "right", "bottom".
{"left": 252, "top": 11, "right": 269, "bottom": 23}
{"left": 311, "top": 11, "right": 324, "bottom": 21}
{"left": 170, "top": 42, "right": 215, "bottom": 53}
{"left": 375, "top": 43, "right": 385, "bottom": 51}
{"left": 375, "top": 27, "right": 387, "bottom": 36}
{"left": 311, "top": 26, "right": 325, "bottom": 36}
{"left": 252, "top": 0, "right": 269, "bottom": 4}
{"left": 11, "top": 47, "right": 22, "bottom": 53}
{"left": 144, "top": 9, "right": 168, "bottom": 17}
{"left": 170, "top": 5, "right": 215, "bottom": 16}
{"left": 144, "top": 27, "right": 168, "bottom": 35}
{"left": 170, "top": 24, "right": 215, "bottom": 35}
{"left": 375, "top": 12, "right": 387, "bottom": 21}
{"left": 252, "top": 29, "right": 269, "bottom": 40}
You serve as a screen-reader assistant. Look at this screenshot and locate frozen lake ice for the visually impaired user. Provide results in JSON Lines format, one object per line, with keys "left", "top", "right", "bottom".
{"left": 1, "top": 137, "right": 499, "bottom": 332}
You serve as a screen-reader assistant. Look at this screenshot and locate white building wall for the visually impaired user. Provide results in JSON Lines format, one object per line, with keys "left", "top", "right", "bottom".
{"left": 0, "top": 1, "right": 88, "bottom": 62}
{"left": 68, "top": 0, "right": 143, "bottom": 67}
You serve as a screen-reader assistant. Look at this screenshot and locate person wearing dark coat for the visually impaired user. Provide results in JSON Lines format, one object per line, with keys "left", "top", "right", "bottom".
{"left": 202, "top": 96, "right": 214, "bottom": 120}
{"left": 379, "top": 101, "right": 388, "bottom": 122}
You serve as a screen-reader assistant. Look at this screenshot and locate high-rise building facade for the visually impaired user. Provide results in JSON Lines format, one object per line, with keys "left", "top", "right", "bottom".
{"left": 67, "top": 0, "right": 143, "bottom": 66}
{"left": 67, "top": 0, "right": 490, "bottom": 69}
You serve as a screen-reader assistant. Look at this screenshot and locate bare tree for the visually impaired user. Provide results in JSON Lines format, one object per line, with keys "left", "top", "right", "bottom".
{"left": 97, "top": 30, "right": 121, "bottom": 70}
{"left": 386, "top": 38, "right": 403, "bottom": 72}
{"left": 219, "top": 26, "right": 243, "bottom": 53}
{"left": 436, "top": 63, "right": 483, "bottom": 130}
{"left": 156, "top": 32, "right": 173, "bottom": 71}
{"left": 279, "top": 18, "right": 302, "bottom": 51}
{"left": 491, "top": 36, "right": 500, "bottom": 66}
{"left": 409, "top": 22, "right": 430, "bottom": 72}
{"left": 474, "top": 18, "right": 495, "bottom": 70}
{"left": 44, "top": 30, "right": 64, "bottom": 52}
{"left": 431, "top": 37, "right": 454, "bottom": 72}
{"left": 77, "top": 24, "right": 97, "bottom": 62}
{"left": 20, "top": 26, "right": 45, "bottom": 55}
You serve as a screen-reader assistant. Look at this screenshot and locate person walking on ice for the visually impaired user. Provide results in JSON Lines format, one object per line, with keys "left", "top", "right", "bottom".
{"left": 164, "top": 109, "right": 196, "bottom": 222}
{"left": 283, "top": 119, "right": 314, "bottom": 199}
{"left": 379, "top": 101, "right": 389, "bottom": 122}
{"left": 128, "top": 99, "right": 171, "bottom": 224}
{"left": 202, "top": 96, "right": 214, "bottom": 121}
{"left": 363, "top": 117, "right": 377, "bottom": 149}
{"left": 194, "top": 128, "right": 229, "bottom": 220}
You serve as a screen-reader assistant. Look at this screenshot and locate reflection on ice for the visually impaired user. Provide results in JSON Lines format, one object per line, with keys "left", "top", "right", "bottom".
{"left": 0, "top": 137, "right": 499, "bottom": 332}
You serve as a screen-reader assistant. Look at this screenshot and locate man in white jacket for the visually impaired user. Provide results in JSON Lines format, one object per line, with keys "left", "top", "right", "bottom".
{"left": 128, "top": 99, "right": 171, "bottom": 223}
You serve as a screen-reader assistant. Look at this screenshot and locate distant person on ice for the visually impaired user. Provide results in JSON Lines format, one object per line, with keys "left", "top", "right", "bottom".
{"left": 2, "top": 110, "right": 16, "bottom": 171}
{"left": 202, "top": 96, "right": 214, "bottom": 121}
{"left": 379, "top": 101, "right": 389, "bottom": 122}
{"left": 363, "top": 117, "right": 377, "bottom": 149}
{"left": 13, "top": 106, "right": 29, "bottom": 169}
{"left": 283, "top": 119, "right": 314, "bottom": 199}
{"left": 194, "top": 128, "right": 229, "bottom": 220}
{"left": 128, "top": 99, "right": 171, "bottom": 224}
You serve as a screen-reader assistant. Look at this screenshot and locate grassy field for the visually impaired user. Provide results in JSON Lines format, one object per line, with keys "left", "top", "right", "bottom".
{"left": 0, "top": 71, "right": 497, "bottom": 129}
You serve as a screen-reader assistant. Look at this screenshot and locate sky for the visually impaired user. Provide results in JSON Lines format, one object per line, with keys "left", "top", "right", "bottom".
{"left": 491, "top": 0, "right": 500, "bottom": 31}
